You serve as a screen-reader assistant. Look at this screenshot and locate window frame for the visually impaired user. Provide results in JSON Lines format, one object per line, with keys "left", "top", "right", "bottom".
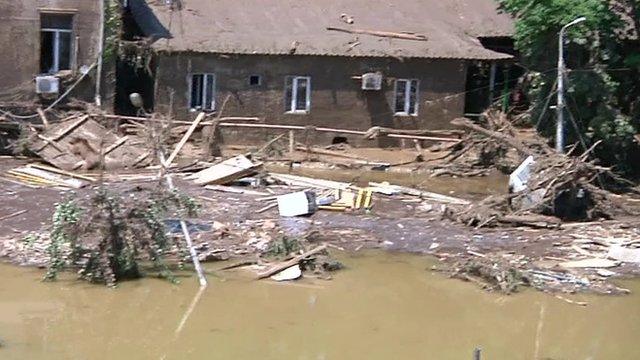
{"left": 40, "top": 14, "right": 74, "bottom": 74}
{"left": 285, "top": 75, "right": 311, "bottom": 114}
{"left": 188, "top": 73, "right": 216, "bottom": 111}
{"left": 248, "top": 75, "right": 262, "bottom": 86}
{"left": 393, "top": 78, "right": 420, "bottom": 116}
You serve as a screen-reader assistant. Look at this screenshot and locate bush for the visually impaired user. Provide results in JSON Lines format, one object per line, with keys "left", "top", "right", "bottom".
{"left": 44, "top": 186, "right": 198, "bottom": 286}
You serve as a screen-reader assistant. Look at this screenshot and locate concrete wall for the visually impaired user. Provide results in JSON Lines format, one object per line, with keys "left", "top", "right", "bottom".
{"left": 0, "top": 0, "right": 100, "bottom": 101}
{"left": 154, "top": 54, "right": 467, "bottom": 147}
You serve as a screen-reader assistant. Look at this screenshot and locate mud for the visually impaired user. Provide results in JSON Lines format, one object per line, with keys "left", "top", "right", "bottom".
{"left": 1, "top": 158, "right": 639, "bottom": 293}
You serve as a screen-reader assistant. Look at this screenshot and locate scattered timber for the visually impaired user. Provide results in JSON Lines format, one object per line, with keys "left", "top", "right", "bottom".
{"left": 217, "top": 123, "right": 460, "bottom": 142}
{"left": 0, "top": 209, "right": 27, "bottom": 222}
{"left": 165, "top": 112, "right": 206, "bottom": 166}
{"left": 256, "top": 244, "right": 328, "bottom": 279}
{"left": 326, "top": 27, "right": 428, "bottom": 41}
{"left": 204, "top": 184, "right": 271, "bottom": 196}
{"left": 451, "top": 117, "right": 535, "bottom": 156}
{"left": 190, "top": 155, "right": 262, "bottom": 185}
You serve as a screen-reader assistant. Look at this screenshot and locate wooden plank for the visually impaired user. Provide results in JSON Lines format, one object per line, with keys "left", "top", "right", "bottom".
{"left": 0, "top": 209, "right": 28, "bottom": 221}
{"left": 104, "top": 135, "right": 129, "bottom": 155}
{"left": 52, "top": 115, "right": 89, "bottom": 141}
{"left": 37, "top": 108, "right": 49, "bottom": 128}
{"left": 269, "top": 172, "right": 351, "bottom": 190}
{"left": 217, "top": 122, "right": 460, "bottom": 142}
{"left": 191, "top": 155, "right": 261, "bottom": 185}
{"left": 27, "top": 163, "right": 96, "bottom": 182}
{"left": 165, "top": 112, "right": 206, "bottom": 166}
{"left": 326, "top": 27, "right": 428, "bottom": 41}
{"left": 256, "top": 244, "right": 328, "bottom": 279}
{"left": 204, "top": 184, "right": 271, "bottom": 196}
{"left": 560, "top": 258, "right": 619, "bottom": 268}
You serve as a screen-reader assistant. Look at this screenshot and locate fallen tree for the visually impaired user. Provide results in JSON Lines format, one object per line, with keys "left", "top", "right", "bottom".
{"left": 443, "top": 111, "right": 639, "bottom": 228}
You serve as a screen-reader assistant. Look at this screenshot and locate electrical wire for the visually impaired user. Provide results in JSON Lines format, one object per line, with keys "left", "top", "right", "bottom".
{"left": 0, "top": 61, "right": 97, "bottom": 120}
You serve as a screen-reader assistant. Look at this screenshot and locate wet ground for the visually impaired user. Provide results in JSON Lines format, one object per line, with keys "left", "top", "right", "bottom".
{"left": 2, "top": 157, "right": 640, "bottom": 293}
{"left": 0, "top": 251, "right": 639, "bottom": 360}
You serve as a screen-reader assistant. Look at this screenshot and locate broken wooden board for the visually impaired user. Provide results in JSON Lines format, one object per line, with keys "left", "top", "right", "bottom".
{"left": 268, "top": 173, "right": 351, "bottom": 190}
{"left": 204, "top": 184, "right": 271, "bottom": 196}
{"left": 368, "top": 181, "right": 470, "bottom": 205}
{"left": 559, "top": 258, "right": 620, "bottom": 269}
{"left": 8, "top": 166, "right": 88, "bottom": 188}
{"left": 27, "top": 117, "right": 150, "bottom": 170}
{"left": 608, "top": 246, "right": 640, "bottom": 263}
{"left": 270, "top": 264, "right": 302, "bottom": 281}
{"left": 190, "top": 155, "right": 261, "bottom": 185}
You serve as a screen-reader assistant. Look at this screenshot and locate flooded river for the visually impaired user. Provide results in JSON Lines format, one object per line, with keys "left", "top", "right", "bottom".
{"left": 0, "top": 251, "right": 638, "bottom": 359}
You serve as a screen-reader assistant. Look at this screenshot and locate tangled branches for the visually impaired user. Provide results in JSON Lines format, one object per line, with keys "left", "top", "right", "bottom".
{"left": 44, "top": 186, "right": 199, "bottom": 286}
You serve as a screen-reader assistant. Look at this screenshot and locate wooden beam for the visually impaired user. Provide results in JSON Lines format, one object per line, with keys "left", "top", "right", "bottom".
{"left": 52, "top": 115, "right": 89, "bottom": 141}
{"left": 326, "top": 27, "right": 428, "bottom": 41}
{"left": 36, "top": 108, "right": 49, "bottom": 128}
{"left": 104, "top": 135, "right": 129, "bottom": 155}
{"left": 218, "top": 122, "right": 461, "bottom": 142}
{"left": 256, "top": 244, "right": 328, "bottom": 279}
{"left": 165, "top": 112, "right": 206, "bottom": 166}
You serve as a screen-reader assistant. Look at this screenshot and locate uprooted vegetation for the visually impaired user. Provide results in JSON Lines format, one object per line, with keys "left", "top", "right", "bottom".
{"left": 262, "top": 235, "right": 344, "bottom": 276}
{"left": 44, "top": 186, "right": 199, "bottom": 286}
{"left": 440, "top": 111, "right": 640, "bottom": 228}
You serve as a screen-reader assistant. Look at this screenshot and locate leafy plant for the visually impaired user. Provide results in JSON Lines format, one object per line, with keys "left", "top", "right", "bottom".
{"left": 498, "top": 0, "right": 640, "bottom": 175}
{"left": 44, "top": 186, "right": 199, "bottom": 286}
{"left": 265, "top": 236, "right": 302, "bottom": 259}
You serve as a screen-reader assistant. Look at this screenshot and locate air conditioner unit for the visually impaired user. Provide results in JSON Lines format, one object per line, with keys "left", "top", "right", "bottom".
{"left": 361, "top": 73, "right": 382, "bottom": 91}
{"left": 35, "top": 76, "right": 59, "bottom": 95}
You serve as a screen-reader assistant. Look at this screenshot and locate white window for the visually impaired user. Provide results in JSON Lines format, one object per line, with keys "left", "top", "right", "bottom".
{"left": 40, "top": 14, "right": 73, "bottom": 74}
{"left": 394, "top": 79, "right": 419, "bottom": 116}
{"left": 189, "top": 73, "right": 215, "bottom": 111}
{"left": 285, "top": 76, "right": 311, "bottom": 113}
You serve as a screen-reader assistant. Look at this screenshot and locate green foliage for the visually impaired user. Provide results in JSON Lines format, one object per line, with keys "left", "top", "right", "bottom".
{"left": 44, "top": 187, "right": 199, "bottom": 286}
{"left": 103, "top": 0, "right": 122, "bottom": 64}
{"left": 498, "top": 0, "right": 640, "bottom": 174}
{"left": 265, "top": 236, "right": 302, "bottom": 259}
{"left": 44, "top": 198, "right": 81, "bottom": 281}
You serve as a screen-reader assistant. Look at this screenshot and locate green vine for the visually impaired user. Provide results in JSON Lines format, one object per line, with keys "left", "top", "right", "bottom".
{"left": 103, "top": 0, "right": 122, "bottom": 65}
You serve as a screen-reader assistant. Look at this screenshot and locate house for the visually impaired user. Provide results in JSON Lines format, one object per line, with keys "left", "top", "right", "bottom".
{"left": 0, "top": 0, "right": 103, "bottom": 103}
{"left": 122, "top": 0, "right": 515, "bottom": 146}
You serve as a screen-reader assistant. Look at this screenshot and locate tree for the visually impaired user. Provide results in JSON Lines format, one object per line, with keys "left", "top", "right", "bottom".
{"left": 498, "top": 0, "right": 640, "bottom": 174}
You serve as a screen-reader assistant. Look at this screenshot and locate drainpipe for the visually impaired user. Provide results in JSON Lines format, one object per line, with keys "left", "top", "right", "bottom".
{"left": 95, "top": 0, "right": 105, "bottom": 107}
{"left": 488, "top": 62, "right": 496, "bottom": 106}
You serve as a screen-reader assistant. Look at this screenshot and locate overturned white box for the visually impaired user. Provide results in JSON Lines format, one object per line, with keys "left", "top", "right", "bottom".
{"left": 277, "top": 191, "right": 317, "bottom": 217}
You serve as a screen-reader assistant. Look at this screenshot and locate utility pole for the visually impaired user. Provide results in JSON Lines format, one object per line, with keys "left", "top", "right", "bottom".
{"left": 556, "top": 17, "right": 586, "bottom": 153}
{"left": 95, "top": 0, "right": 105, "bottom": 108}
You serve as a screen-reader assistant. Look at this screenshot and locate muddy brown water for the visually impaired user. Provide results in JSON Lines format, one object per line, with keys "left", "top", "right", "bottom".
{"left": 1, "top": 251, "right": 638, "bottom": 360}
{"left": 271, "top": 166, "right": 508, "bottom": 199}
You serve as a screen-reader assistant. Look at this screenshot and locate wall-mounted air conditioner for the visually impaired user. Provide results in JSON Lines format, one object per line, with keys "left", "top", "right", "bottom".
{"left": 35, "top": 76, "right": 60, "bottom": 95}
{"left": 361, "top": 73, "right": 383, "bottom": 90}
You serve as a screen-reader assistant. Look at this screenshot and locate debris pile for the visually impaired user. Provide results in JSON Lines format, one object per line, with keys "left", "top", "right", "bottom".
{"left": 425, "top": 110, "right": 525, "bottom": 177}
{"left": 442, "top": 111, "right": 639, "bottom": 228}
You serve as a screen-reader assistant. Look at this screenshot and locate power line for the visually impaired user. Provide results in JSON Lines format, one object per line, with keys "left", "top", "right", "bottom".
{"left": 0, "top": 61, "right": 97, "bottom": 120}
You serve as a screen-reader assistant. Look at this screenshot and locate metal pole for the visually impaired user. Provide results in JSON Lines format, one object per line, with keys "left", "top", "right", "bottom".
{"left": 158, "top": 151, "right": 208, "bottom": 288}
{"left": 556, "top": 17, "right": 586, "bottom": 153}
{"left": 95, "top": 0, "right": 105, "bottom": 107}
{"left": 473, "top": 347, "right": 481, "bottom": 360}
{"left": 556, "top": 26, "right": 565, "bottom": 153}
